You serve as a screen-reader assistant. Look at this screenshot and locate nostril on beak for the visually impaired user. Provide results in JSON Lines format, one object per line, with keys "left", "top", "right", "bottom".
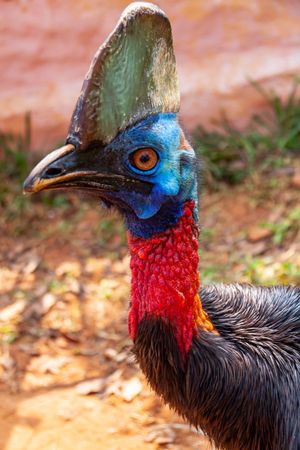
{"left": 43, "top": 166, "right": 65, "bottom": 179}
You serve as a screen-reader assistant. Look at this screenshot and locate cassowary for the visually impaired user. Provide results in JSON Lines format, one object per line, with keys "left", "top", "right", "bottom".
{"left": 24, "top": 3, "right": 300, "bottom": 449}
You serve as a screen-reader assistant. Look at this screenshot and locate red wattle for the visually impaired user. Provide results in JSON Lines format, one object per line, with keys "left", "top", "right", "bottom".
{"left": 127, "top": 201, "right": 214, "bottom": 357}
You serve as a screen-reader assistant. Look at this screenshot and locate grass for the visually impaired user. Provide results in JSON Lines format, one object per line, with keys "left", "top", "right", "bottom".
{"left": 0, "top": 115, "right": 73, "bottom": 219}
{"left": 0, "top": 324, "right": 18, "bottom": 344}
{"left": 262, "top": 206, "right": 300, "bottom": 245}
{"left": 96, "top": 218, "right": 127, "bottom": 247}
{"left": 243, "top": 256, "right": 300, "bottom": 285}
{"left": 193, "top": 78, "right": 300, "bottom": 185}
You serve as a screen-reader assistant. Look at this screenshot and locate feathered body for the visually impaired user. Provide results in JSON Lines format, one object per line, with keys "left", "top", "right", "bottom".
{"left": 24, "top": 3, "right": 300, "bottom": 449}
{"left": 128, "top": 197, "right": 300, "bottom": 450}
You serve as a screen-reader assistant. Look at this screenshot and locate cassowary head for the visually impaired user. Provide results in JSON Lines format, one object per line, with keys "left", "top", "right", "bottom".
{"left": 24, "top": 2, "right": 198, "bottom": 237}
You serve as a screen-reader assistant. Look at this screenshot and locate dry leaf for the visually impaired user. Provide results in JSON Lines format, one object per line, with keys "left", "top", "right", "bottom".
{"left": 27, "top": 293, "right": 57, "bottom": 318}
{"left": 23, "top": 253, "right": 40, "bottom": 274}
{"left": 75, "top": 377, "right": 106, "bottom": 395}
{"left": 18, "top": 343, "right": 40, "bottom": 356}
{"left": 98, "top": 331, "right": 121, "bottom": 341}
{"left": 118, "top": 377, "right": 142, "bottom": 402}
{"left": 247, "top": 226, "right": 272, "bottom": 243}
{"left": 55, "top": 261, "right": 81, "bottom": 277}
{"left": 100, "top": 374, "right": 142, "bottom": 402}
{"left": 145, "top": 425, "right": 176, "bottom": 445}
{"left": 76, "top": 370, "right": 142, "bottom": 402}
{"left": 104, "top": 347, "right": 128, "bottom": 363}
{"left": 76, "top": 369, "right": 122, "bottom": 396}
{"left": 30, "top": 355, "right": 71, "bottom": 374}
{"left": 0, "top": 352, "right": 15, "bottom": 371}
{"left": 17, "top": 250, "right": 40, "bottom": 274}
{"left": 40, "top": 293, "right": 57, "bottom": 313}
{"left": 0, "top": 299, "right": 26, "bottom": 322}
{"left": 104, "top": 348, "right": 118, "bottom": 360}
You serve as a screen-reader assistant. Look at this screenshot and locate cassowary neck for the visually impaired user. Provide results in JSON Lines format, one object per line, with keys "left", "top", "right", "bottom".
{"left": 127, "top": 201, "right": 214, "bottom": 357}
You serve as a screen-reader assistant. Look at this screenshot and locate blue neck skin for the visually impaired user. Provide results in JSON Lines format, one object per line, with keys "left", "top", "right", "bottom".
{"left": 107, "top": 113, "right": 199, "bottom": 239}
{"left": 124, "top": 199, "right": 184, "bottom": 238}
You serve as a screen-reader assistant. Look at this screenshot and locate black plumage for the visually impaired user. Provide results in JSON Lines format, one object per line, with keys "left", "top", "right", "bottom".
{"left": 133, "top": 284, "right": 300, "bottom": 450}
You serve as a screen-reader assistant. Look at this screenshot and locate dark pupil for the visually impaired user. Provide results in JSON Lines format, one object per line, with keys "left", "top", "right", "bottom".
{"left": 140, "top": 153, "right": 150, "bottom": 164}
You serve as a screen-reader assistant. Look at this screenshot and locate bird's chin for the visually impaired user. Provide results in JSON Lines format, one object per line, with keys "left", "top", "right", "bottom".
{"left": 93, "top": 193, "right": 134, "bottom": 213}
{"left": 98, "top": 197, "right": 134, "bottom": 215}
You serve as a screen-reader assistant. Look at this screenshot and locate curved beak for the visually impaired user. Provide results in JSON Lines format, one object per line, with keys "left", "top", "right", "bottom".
{"left": 23, "top": 144, "right": 76, "bottom": 194}
{"left": 23, "top": 144, "right": 103, "bottom": 194}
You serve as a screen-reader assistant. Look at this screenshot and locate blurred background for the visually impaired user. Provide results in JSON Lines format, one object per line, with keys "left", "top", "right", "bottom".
{"left": 1, "top": 1, "right": 300, "bottom": 449}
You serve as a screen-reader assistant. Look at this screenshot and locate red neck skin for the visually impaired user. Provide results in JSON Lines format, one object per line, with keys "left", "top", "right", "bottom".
{"left": 127, "top": 201, "right": 214, "bottom": 359}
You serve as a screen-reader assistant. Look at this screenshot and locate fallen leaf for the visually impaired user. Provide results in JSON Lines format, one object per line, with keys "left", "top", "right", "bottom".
{"left": 40, "top": 292, "right": 57, "bottom": 311}
{"left": 35, "top": 293, "right": 57, "bottom": 316}
{"left": 19, "top": 250, "right": 41, "bottom": 274}
{"left": 97, "top": 331, "right": 121, "bottom": 341}
{"left": 75, "top": 377, "right": 106, "bottom": 395}
{"left": 104, "top": 347, "right": 128, "bottom": 363}
{"left": 18, "top": 343, "right": 40, "bottom": 356}
{"left": 76, "top": 370, "right": 122, "bottom": 396}
{"left": 85, "top": 257, "right": 111, "bottom": 275}
{"left": 0, "top": 347, "right": 19, "bottom": 392}
{"left": 66, "top": 278, "right": 81, "bottom": 294}
{"left": 29, "top": 355, "right": 72, "bottom": 374}
{"left": 0, "top": 299, "right": 26, "bottom": 322}
{"left": 55, "top": 261, "right": 81, "bottom": 277}
{"left": 0, "top": 352, "right": 15, "bottom": 371}
{"left": 22, "top": 293, "right": 57, "bottom": 321}
{"left": 104, "top": 348, "right": 118, "bottom": 360}
{"left": 249, "top": 241, "right": 269, "bottom": 256}
{"left": 247, "top": 226, "right": 272, "bottom": 242}
{"left": 23, "top": 253, "right": 40, "bottom": 274}
{"left": 118, "top": 377, "right": 143, "bottom": 402}
{"left": 145, "top": 425, "right": 176, "bottom": 445}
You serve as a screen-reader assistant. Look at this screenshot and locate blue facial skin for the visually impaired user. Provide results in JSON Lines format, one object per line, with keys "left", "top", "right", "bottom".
{"left": 105, "top": 113, "right": 198, "bottom": 238}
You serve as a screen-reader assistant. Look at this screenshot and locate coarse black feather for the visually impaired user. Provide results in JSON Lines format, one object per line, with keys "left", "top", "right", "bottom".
{"left": 133, "top": 283, "right": 300, "bottom": 450}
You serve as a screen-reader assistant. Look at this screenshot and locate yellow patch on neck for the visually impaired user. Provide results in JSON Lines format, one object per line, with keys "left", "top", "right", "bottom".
{"left": 194, "top": 292, "right": 219, "bottom": 335}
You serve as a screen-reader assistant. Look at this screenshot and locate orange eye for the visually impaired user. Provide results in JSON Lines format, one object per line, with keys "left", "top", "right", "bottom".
{"left": 130, "top": 148, "right": 158, "bottom": 171}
